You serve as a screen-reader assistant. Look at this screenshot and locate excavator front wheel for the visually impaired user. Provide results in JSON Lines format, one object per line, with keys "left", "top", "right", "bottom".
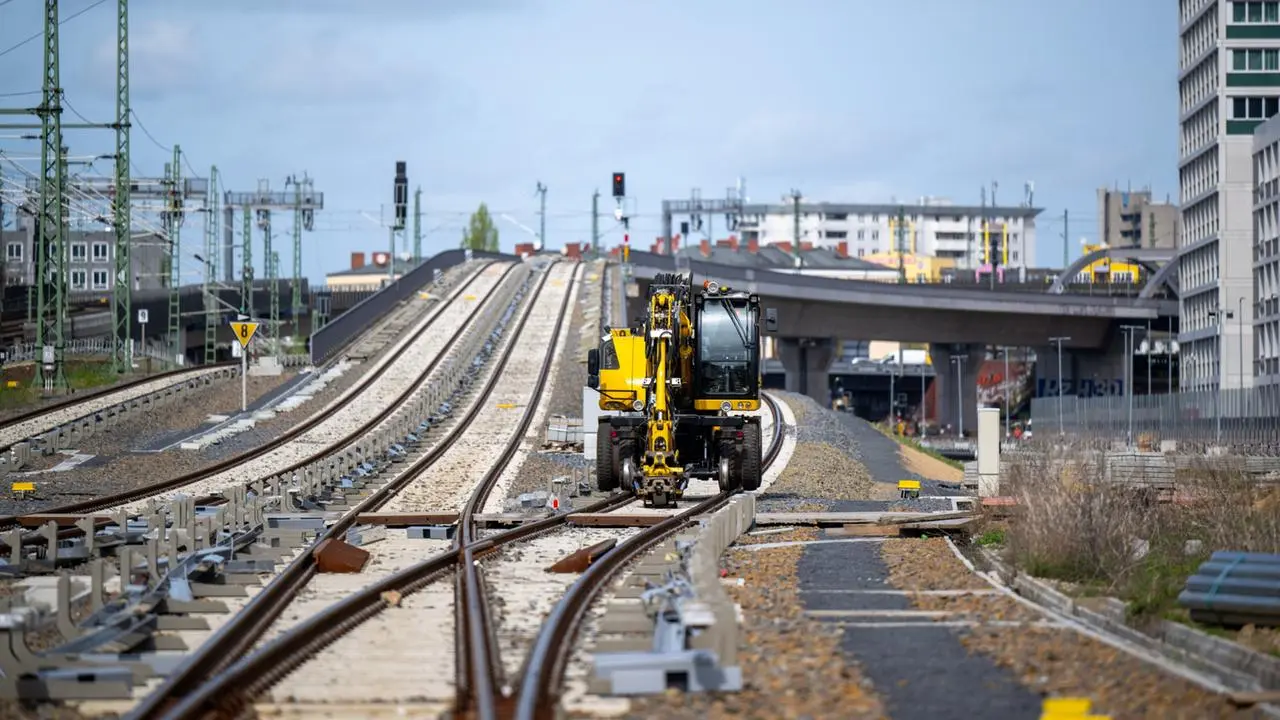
{"left": 595, "top": 428, "right": 619, "bottom": 492}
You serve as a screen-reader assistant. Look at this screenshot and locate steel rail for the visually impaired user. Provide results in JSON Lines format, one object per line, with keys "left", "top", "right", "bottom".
{"left": 137, "top": 260, "right": 565, "bottom": 720}
{"left": 454, "top": 262, "right": 580, "bottom": 719}
{"left": 0, "top": 261, "right": 508, "bottom": 539}
{"left": 513, "top": 391, "right": 786, "bottom": 719}
{"left": 0, "top": 362, "right": 237, "bottom": 438}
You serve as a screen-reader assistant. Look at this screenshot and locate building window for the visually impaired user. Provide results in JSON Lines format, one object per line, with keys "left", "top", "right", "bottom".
{"left": 1232, "top": 95, "right": 1280, "bottom": 119}
{"left": 1233, "top": 48, "right": 1280, "bottom": 70}
{"left": 70, "top": 270, "right": 87, "bottom": 290}
{"left": 1234, "top": 1, "right": 1280, "bottom": 23}
{"left": 856, "top": 230, "right": 865, "bottom": 240}
{"left": 824, "top": 230, "right": 847, "bottom": 239}
{"left": 5, "top": 243, "right": 21, "bottom": 261}
{"left": 857, "top": 248, "right": 865, "bottom": 257}
{"left": 91, "top": 269, "right": 108, "bottom": 290}
{"left": 871, "top": 230, "right": 879, "bottom": 241}
{"left": 71, "top": 243, "right": 87, "bottom": 262}
{"left": 91, "top": 241, "right": 109, "bottom": 262}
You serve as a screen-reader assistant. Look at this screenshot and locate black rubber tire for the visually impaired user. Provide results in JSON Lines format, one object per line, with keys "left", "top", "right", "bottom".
{"left": 596, "top": 425, "right": 619, "bottom": 492}
{"left": 739, "top": 421, "right": 762, "bottom": 491}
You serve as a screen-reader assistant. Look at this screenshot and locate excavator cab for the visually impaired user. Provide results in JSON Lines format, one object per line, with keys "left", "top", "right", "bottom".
{"left": 692, "top": 284, "right": 761, "bottom": 413}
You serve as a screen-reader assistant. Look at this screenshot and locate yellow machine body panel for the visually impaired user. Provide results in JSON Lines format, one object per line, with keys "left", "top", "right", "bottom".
{"left": 596, "top": 329, "right": 647, "bottom": 412}
{"left": 693, "top": 398, "right": 761, "bottom": 412}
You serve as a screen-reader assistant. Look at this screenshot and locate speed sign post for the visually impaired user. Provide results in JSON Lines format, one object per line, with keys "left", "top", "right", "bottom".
{"left": 229, "top": 320, "right": 260, "bottom": 412}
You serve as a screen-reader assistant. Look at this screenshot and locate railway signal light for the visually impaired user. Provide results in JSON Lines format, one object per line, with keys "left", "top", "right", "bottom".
{"left": 612, "top": 172, "right": 625, "bottom": 198}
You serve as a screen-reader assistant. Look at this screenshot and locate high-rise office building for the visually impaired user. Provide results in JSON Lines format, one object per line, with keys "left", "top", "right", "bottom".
{"left": 1177, "top": 0, "right": 1277, "bottom": 390}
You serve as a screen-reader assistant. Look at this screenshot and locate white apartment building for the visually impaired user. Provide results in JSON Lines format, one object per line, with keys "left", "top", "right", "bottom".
{"left": 1177, "top": 0, "right": 1279, "bottom": 390}
{"left": 1253, "top": 115, "right": 1280, "bottom": 387}
{"left": 732, "top": 199, "right": 1041, "bottom": 269}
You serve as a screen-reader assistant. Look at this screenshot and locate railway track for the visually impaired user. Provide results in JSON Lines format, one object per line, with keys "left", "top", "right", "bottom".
{"left": 0, "top": 259, "right": 506, "bottom": 546}
{"left": 117, "top": 259, "right": 578, "bottom": 718}
{"left": 139, "top": 277, "right": 784, "bottom": 719}
{"left": 0, "top": 363, "right": 236, "bottom": 454}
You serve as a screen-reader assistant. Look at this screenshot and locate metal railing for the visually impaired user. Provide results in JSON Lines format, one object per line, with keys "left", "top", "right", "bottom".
{"left": 1030, "top": 386, "right": 1280, "bottom": 452}
{"left": 6, "top": 338, "right": 172, "bottom": 365}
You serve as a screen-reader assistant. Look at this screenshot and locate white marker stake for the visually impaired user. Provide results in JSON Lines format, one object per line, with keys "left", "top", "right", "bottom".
{"left": 241, "top": 345, "right": 247, "bottom": 413}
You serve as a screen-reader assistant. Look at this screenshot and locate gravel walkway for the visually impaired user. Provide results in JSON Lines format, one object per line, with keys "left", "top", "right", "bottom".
{"left": 882, "top": 538, "right": 1260, "bottom": 720}
{"left": 622, "top": 528, "right": 888, "bottom": 720}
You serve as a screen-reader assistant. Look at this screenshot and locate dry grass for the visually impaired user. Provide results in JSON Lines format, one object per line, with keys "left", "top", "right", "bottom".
{"left": 1000, "top": 445, "right": 1280, "bottom": 618}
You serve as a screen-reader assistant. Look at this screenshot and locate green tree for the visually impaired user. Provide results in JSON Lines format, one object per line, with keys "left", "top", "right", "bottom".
{"left": 460, "top": 202, "right": 500, "bottom": 252}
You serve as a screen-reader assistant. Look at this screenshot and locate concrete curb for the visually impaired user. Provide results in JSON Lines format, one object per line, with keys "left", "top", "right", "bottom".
{"left": 978, "top": 547, "right": 1280, "bottom": 701}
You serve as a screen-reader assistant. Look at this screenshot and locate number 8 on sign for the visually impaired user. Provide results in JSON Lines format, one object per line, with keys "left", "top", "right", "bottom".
{"left": 229, "top": 321, "right": 259, "bottom": 349}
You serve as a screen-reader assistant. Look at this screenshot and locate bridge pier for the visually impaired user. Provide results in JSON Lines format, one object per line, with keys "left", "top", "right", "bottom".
{"left": 932, "top": 344, "right": 984, "bottom": 436}
{"left": 777, "top": 337, "right": 836, "bottom": 405}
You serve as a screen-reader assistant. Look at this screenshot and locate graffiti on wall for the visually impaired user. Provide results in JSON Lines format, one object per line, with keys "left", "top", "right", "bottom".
{"left": 1036, "top": 378, "right": 1125, "bottom": 398}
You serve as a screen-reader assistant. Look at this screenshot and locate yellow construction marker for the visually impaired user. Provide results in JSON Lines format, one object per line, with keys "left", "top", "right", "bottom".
{"left": 495, "top": 403, "right": 517, "bottom": 409}
{"left": 898, "top": 479, "right": 921, "bottom": 499}
{"left": 11, "top": 481, "right": 35, "bottom": 494}
{"left": 418, "top": 291, "right": 434, "bottom": 300}
{"left": 551, "top": 279, "right": 565, "bottom": 287}
{"left": 1041, "top": 697, "right": 1109, "bottom": 719}
{"left": 5, "top": 380, "right": 16, "bottom": 389}
{"left": 464, "top": 294, "right": 477, "bottom": 301}
{"left": 587, "top": 274, "right": 599, "bottom": 281}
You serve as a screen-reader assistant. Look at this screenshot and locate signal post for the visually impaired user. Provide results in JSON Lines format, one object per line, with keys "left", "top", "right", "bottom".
{"left": 230, "top": 319, "right": 260, "bottom": 413}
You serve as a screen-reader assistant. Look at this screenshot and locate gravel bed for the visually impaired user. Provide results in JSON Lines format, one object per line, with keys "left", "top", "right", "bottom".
{"left": 501, "top": 261, "right": 598, "bottom": 502}
{"left": 765, "top": 392, "right": 967, "bottom": 514}
{"left": 882, "top": 538, "right": 1259, "bottom": 719}
{"left": 0, "top": 366, "right": 223, "bottom": 440}
{"left": 621, "top": 527, "right": 889, "bottom": 720}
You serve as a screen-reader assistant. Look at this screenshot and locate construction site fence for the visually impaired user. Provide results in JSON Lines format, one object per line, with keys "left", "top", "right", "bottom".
{"left": 1030, "top": 386, "right": 1280, "bottom": 453}
{"left": 308, "top": 249, "right": 516, "bottom": 366}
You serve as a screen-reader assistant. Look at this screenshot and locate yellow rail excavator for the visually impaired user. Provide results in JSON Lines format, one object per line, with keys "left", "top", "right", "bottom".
{"left": 587, "top": 272, "right": 777, "bottom": 507}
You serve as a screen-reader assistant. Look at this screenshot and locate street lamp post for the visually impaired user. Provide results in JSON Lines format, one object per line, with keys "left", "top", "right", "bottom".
{"left": 1049, "top": 336, "right": 1071, "bottom": 435}
{"left": 950, "top": 354, "right": 967, "bottom": 437}
{"left": 1002, "top": 346, "right": 1011, "bottom": 438}
{"left": 1120, "top": 325, "right": 1143, "bottom": 446}
{"left": 1207, "top": 308, "right": 1232, "bottom": 444}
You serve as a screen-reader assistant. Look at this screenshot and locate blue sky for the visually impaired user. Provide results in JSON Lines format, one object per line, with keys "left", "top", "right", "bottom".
{"left": 0, "top": 0, "right": 1175, "bottom": 282}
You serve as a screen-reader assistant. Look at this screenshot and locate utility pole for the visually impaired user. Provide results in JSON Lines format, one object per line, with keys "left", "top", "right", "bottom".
{"left": 895, "top": 205, "right": 906, "bottom": 284}
{"left": 790, "top": 189, "right": 802, "bottom": 269}
{"left": 536, "top": 181, "right": 547, "bottom": 251}
{"left": 591, "top": 189, "right": 600, "bottom": 257}
{"left": 1062, "top": 209, "right": 1069, "bottom": 268}
{"left": 165, "top": 146, "right": 184, "bottom": 365}
{"left": 34, "top": 0, "right": 67, "bottom": 390}
{"left": 203, "top": 165, "right": 220, "bottom": 364}
{"left": 111, "top": 0, "right": 131, "bottom": 374}
{"left": 412, "top": 186, "right": 422, "bottom": 264}
{"left": 261, "top": 204, "right": 277, "bottom": 355}
{"left": 286, "top": 173, "right": 315, "bottom": 341}
{"left": 240, "top": 205, "right": 252, "bottom": 315}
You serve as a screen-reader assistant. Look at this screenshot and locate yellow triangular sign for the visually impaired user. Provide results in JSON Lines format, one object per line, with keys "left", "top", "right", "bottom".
{"left": 229, "top": 321, "right": 260, "bottom": 348}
